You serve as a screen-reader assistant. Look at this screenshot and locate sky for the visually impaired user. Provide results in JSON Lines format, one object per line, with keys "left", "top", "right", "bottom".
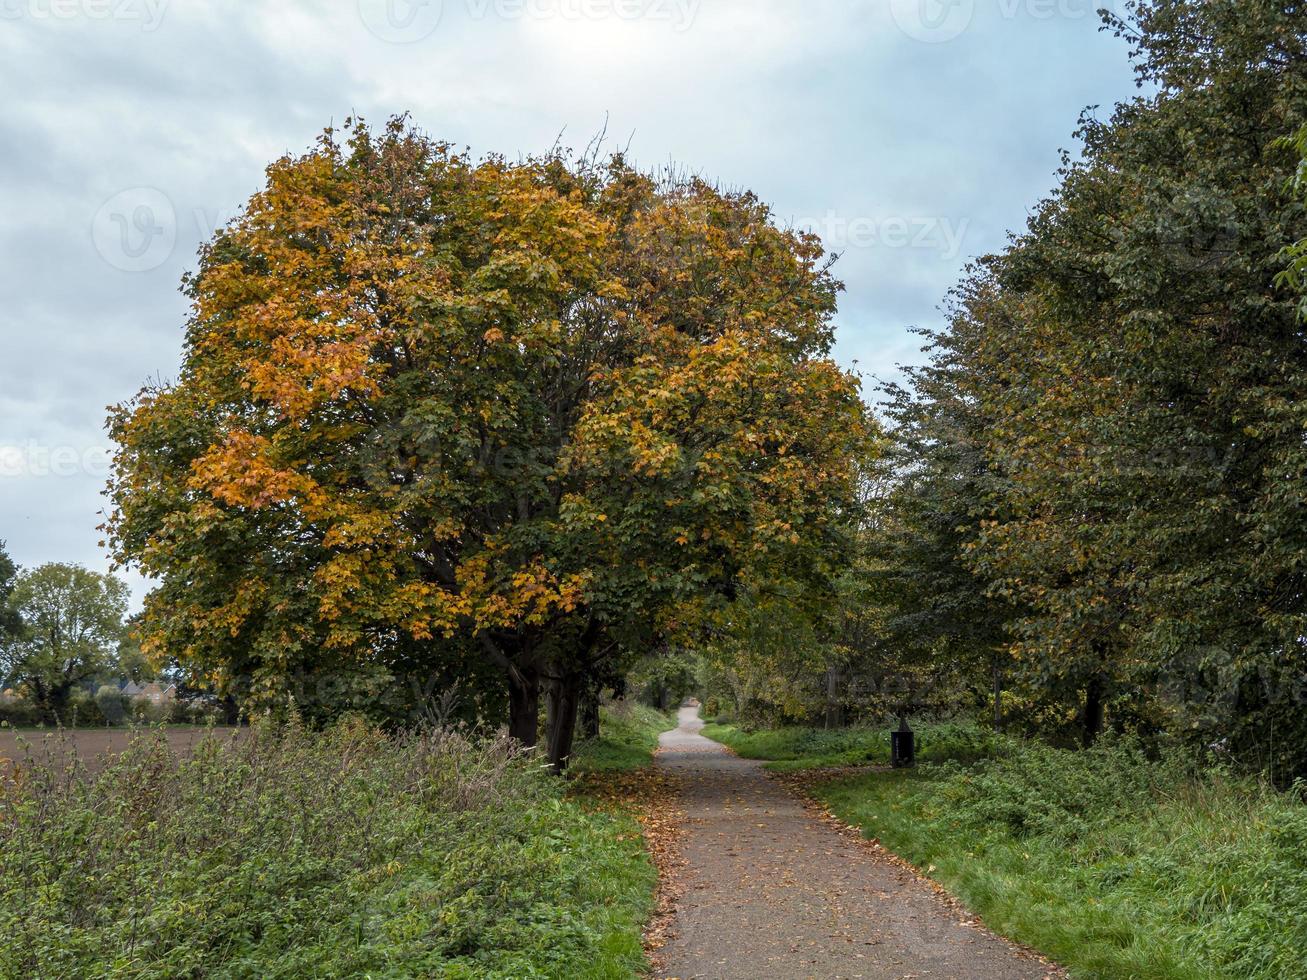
{"left": 0, "top": 0, "right": 1140, "bottom": 606}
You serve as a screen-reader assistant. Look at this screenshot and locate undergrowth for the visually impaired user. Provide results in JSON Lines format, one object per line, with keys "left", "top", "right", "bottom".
{"left": 0, "top": 719, "right": 655, "bottom": 979}
{"left": 571, "top": 702, "right": 676, "bottom": 775}
{"left": 816, "top": 738, "right": 1307, "bottom": 979}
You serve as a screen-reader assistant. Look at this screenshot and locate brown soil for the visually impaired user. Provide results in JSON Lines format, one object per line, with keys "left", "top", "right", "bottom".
{"left": 0, "top": 726, "right": 241, "bottom": 774}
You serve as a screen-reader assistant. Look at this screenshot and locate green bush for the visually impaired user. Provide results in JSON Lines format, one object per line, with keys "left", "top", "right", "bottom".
{"left": 65, "top": 689, "right": 108, "bottom": 727}
{"left": 95, "top": 685, "right": 131, "bottom": 725}
{"left": 0, "top": 719, "right": 654, "bottom": 978}
{"left": 0, "top": 698, "right": 39, "bottom": 727}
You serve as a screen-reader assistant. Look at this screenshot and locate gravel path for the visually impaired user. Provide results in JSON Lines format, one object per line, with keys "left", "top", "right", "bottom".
{"left": 654, "top": 705, "right": 1056, "bottom": 980}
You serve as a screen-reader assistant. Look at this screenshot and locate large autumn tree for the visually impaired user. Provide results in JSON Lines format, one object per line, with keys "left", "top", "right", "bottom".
{"left": 106, "top": 118, "right": 871, "bottom": 767}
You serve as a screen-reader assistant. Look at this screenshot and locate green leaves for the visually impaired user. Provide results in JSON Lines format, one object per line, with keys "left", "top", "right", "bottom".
{"left": 2, "top": 563, "right": 129, "bottom": 721}
{"left": 106, "top": 117, "right": 873, "bottom": 741}
{"left": 876, "top": 0, "right": 1307, "bottom": 769}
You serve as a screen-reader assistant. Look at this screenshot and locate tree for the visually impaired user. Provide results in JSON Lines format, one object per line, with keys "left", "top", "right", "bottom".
{"left": 115, "top": 613, "right": 157, "bottom": 684}
{"left": 876, "top": 0, "right": 1307, "bottom": 769}
{"left": 106, "top": 118, "right": 873, "bottom": 768}
{"left": 870, "top": 298, "right": 1019, "bottom": 732}
{"left": 2, "top": 564, "right": 129, "bottom": 721}
{"left": 0, "top": 542, "right": 20, "bottom": 668}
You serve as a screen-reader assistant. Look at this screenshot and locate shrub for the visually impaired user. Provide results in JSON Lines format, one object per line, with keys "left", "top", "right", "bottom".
{"left": 95, "top": 685, "right": 130, "bottom": 725}
{"left": 66, "top": 689, "right": 108, "bottom": 728}
{"left": 0, "top": 697, "right": 39, "bottom": 728}
{"left": 928, "top": 734, "right": 1160, "bottom": 842}
{"left": 0, "top": 719, "right": 654, "bottom": 978}
{"left": 817, "top": 741, "right": 1307, "bottom": 979}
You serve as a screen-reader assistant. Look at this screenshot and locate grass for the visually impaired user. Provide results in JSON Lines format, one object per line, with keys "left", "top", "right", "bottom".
{"left": 0, "top": 717, "right": 658, "bottom": 979}
{"left": 701, "top": 719, "right": 1307, "bottom": 979}
{"left": 700, "top": 719, "right": 1002, "bottom": 772}
{"left": 571, "top": 702, "right": 676, "bottom": 775}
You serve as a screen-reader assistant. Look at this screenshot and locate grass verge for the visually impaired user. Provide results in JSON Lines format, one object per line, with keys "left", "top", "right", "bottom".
{"left": 700, "top": 719, "right": 1002, "bottom": 772}
{"left": 571, "top": 702, "right": 676, "bottom": 775}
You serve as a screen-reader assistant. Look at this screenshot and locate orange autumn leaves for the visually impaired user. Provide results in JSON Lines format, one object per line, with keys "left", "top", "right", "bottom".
{"left": 105, "top": 117, "right": 873, "bottom": 706}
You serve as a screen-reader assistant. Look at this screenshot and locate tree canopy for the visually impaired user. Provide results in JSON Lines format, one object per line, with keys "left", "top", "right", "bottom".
{"left": 1, "top": 563, "right": 129, "bottom": 721}
{"left": 871, "top": 0, "right": 1307, "bottom": 775}
{"left": 106, "top": 119, "right": 873, "bottom": 767}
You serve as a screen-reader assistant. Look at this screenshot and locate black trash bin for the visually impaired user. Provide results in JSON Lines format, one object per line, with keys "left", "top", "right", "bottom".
{"left": 890, "top": 717, "right": 915, "bottom": 768}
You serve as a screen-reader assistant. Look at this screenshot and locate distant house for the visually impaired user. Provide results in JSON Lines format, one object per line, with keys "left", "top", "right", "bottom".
{"left": 120, "top": 680, "right": 146, "bottom": 698}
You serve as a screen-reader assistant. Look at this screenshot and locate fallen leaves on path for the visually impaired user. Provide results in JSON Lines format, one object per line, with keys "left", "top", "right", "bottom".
{"left": 771, "top": 767, "right": 1067, "bottom": 980}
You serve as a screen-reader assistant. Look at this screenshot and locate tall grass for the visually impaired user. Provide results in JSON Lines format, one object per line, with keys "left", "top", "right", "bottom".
{"left": 0, "top": 719, "right": 654, "bottom": 979}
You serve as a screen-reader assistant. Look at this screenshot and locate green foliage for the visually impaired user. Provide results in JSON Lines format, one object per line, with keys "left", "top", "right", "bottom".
{"left": 871, "top": 0, "right": 1307, "bottom": 772}
{"left": 0, "top": 541, "right": 20, "bottom": 648}
{"left": 95, "top": 684, "right": 131, "bottom": 725}
{"left": 105, "top": 117, "right": 874, "bottom": 768}
{"left": 0, "top": 698, "right": 39, "bottom": 727}
{"left": 701, "top": 720, "right": 1005, "bottom": 772}
{"left": 1, "top": 563, "right": 129, "bottom": 722}
{"left": 0, "top": 721, "right": 655, "bottom": 978}
{"left": 818, "top": 744, "right": 1307, "bottom": 980}
{"left": 626, "top": 651, "right": 699, "bottom": 712}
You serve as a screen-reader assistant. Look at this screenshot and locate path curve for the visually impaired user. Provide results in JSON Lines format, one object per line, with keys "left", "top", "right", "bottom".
{"left": 655, "top": 705, "right": 1055, "bottom": 980}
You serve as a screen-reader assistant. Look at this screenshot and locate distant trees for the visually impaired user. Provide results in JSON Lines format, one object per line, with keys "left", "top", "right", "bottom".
{"left": 0, "top": 542, "right": 21, "bottom": 654}
{"left": 106, "top": 119, "right": 872, "bottom": 767}
{"left": 1, "top": 563, "right": 129, "bottom": 722}
{"left": 873, "top": 0, "right": 1307, "bottom": 775}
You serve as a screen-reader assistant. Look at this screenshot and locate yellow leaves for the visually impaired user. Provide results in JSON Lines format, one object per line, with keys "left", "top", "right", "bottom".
{"left": 457, "top": 547, "right": 591, "bottom": 632}
{"left": 106, "top": 119, "right": 876, "bottom": 699}
{"left": 188, "top": 431, "right": 325, "bottom": 511}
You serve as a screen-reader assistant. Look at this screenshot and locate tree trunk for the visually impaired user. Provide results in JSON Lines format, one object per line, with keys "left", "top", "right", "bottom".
{"left": 1082, "top": 676, "right": 1105, "bottom": 747}
{"left": 545, "top": 672, "right": 581, "bottom": 773}
{"left": 992, "top": 656, "right": 1004, "bottom": 732}
{"left": 823, "top": 667, "right": 844, "bottom": 729}
{"left": 507, "top": 665, "right": 541, "bottom": 748}
{"left": 41, "top": 680, "right": 74, "bottom": 726}
{"left": 221, "top": 694, "right": 241, "bottom": 726}
{"left": 580, "top": 682, "right": 600, "bottom": 741}
{"left": 653, "top": 682, "right": 668, "bottom": 711}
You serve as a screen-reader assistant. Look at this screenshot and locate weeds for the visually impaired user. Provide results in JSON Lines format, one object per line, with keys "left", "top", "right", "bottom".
{"left": 0, "top": 718, "right": 653, "bottom": 978}
{"left": 815, "top": 739, "right": 1307, "bottom": 979}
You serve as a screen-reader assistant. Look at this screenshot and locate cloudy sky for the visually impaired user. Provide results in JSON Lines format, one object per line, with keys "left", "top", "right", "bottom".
{"left": 0, "top": 0, "right": 1138, "bottom": 605}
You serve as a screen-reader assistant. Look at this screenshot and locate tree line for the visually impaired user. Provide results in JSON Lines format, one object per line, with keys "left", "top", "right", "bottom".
{"left": 869, "top": 0, "right": 1307, "bottom": 779}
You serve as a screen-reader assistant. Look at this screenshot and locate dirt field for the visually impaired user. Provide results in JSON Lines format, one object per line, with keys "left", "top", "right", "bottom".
{"left": 0, "top": 727, "right": 242, "bottom": 774}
